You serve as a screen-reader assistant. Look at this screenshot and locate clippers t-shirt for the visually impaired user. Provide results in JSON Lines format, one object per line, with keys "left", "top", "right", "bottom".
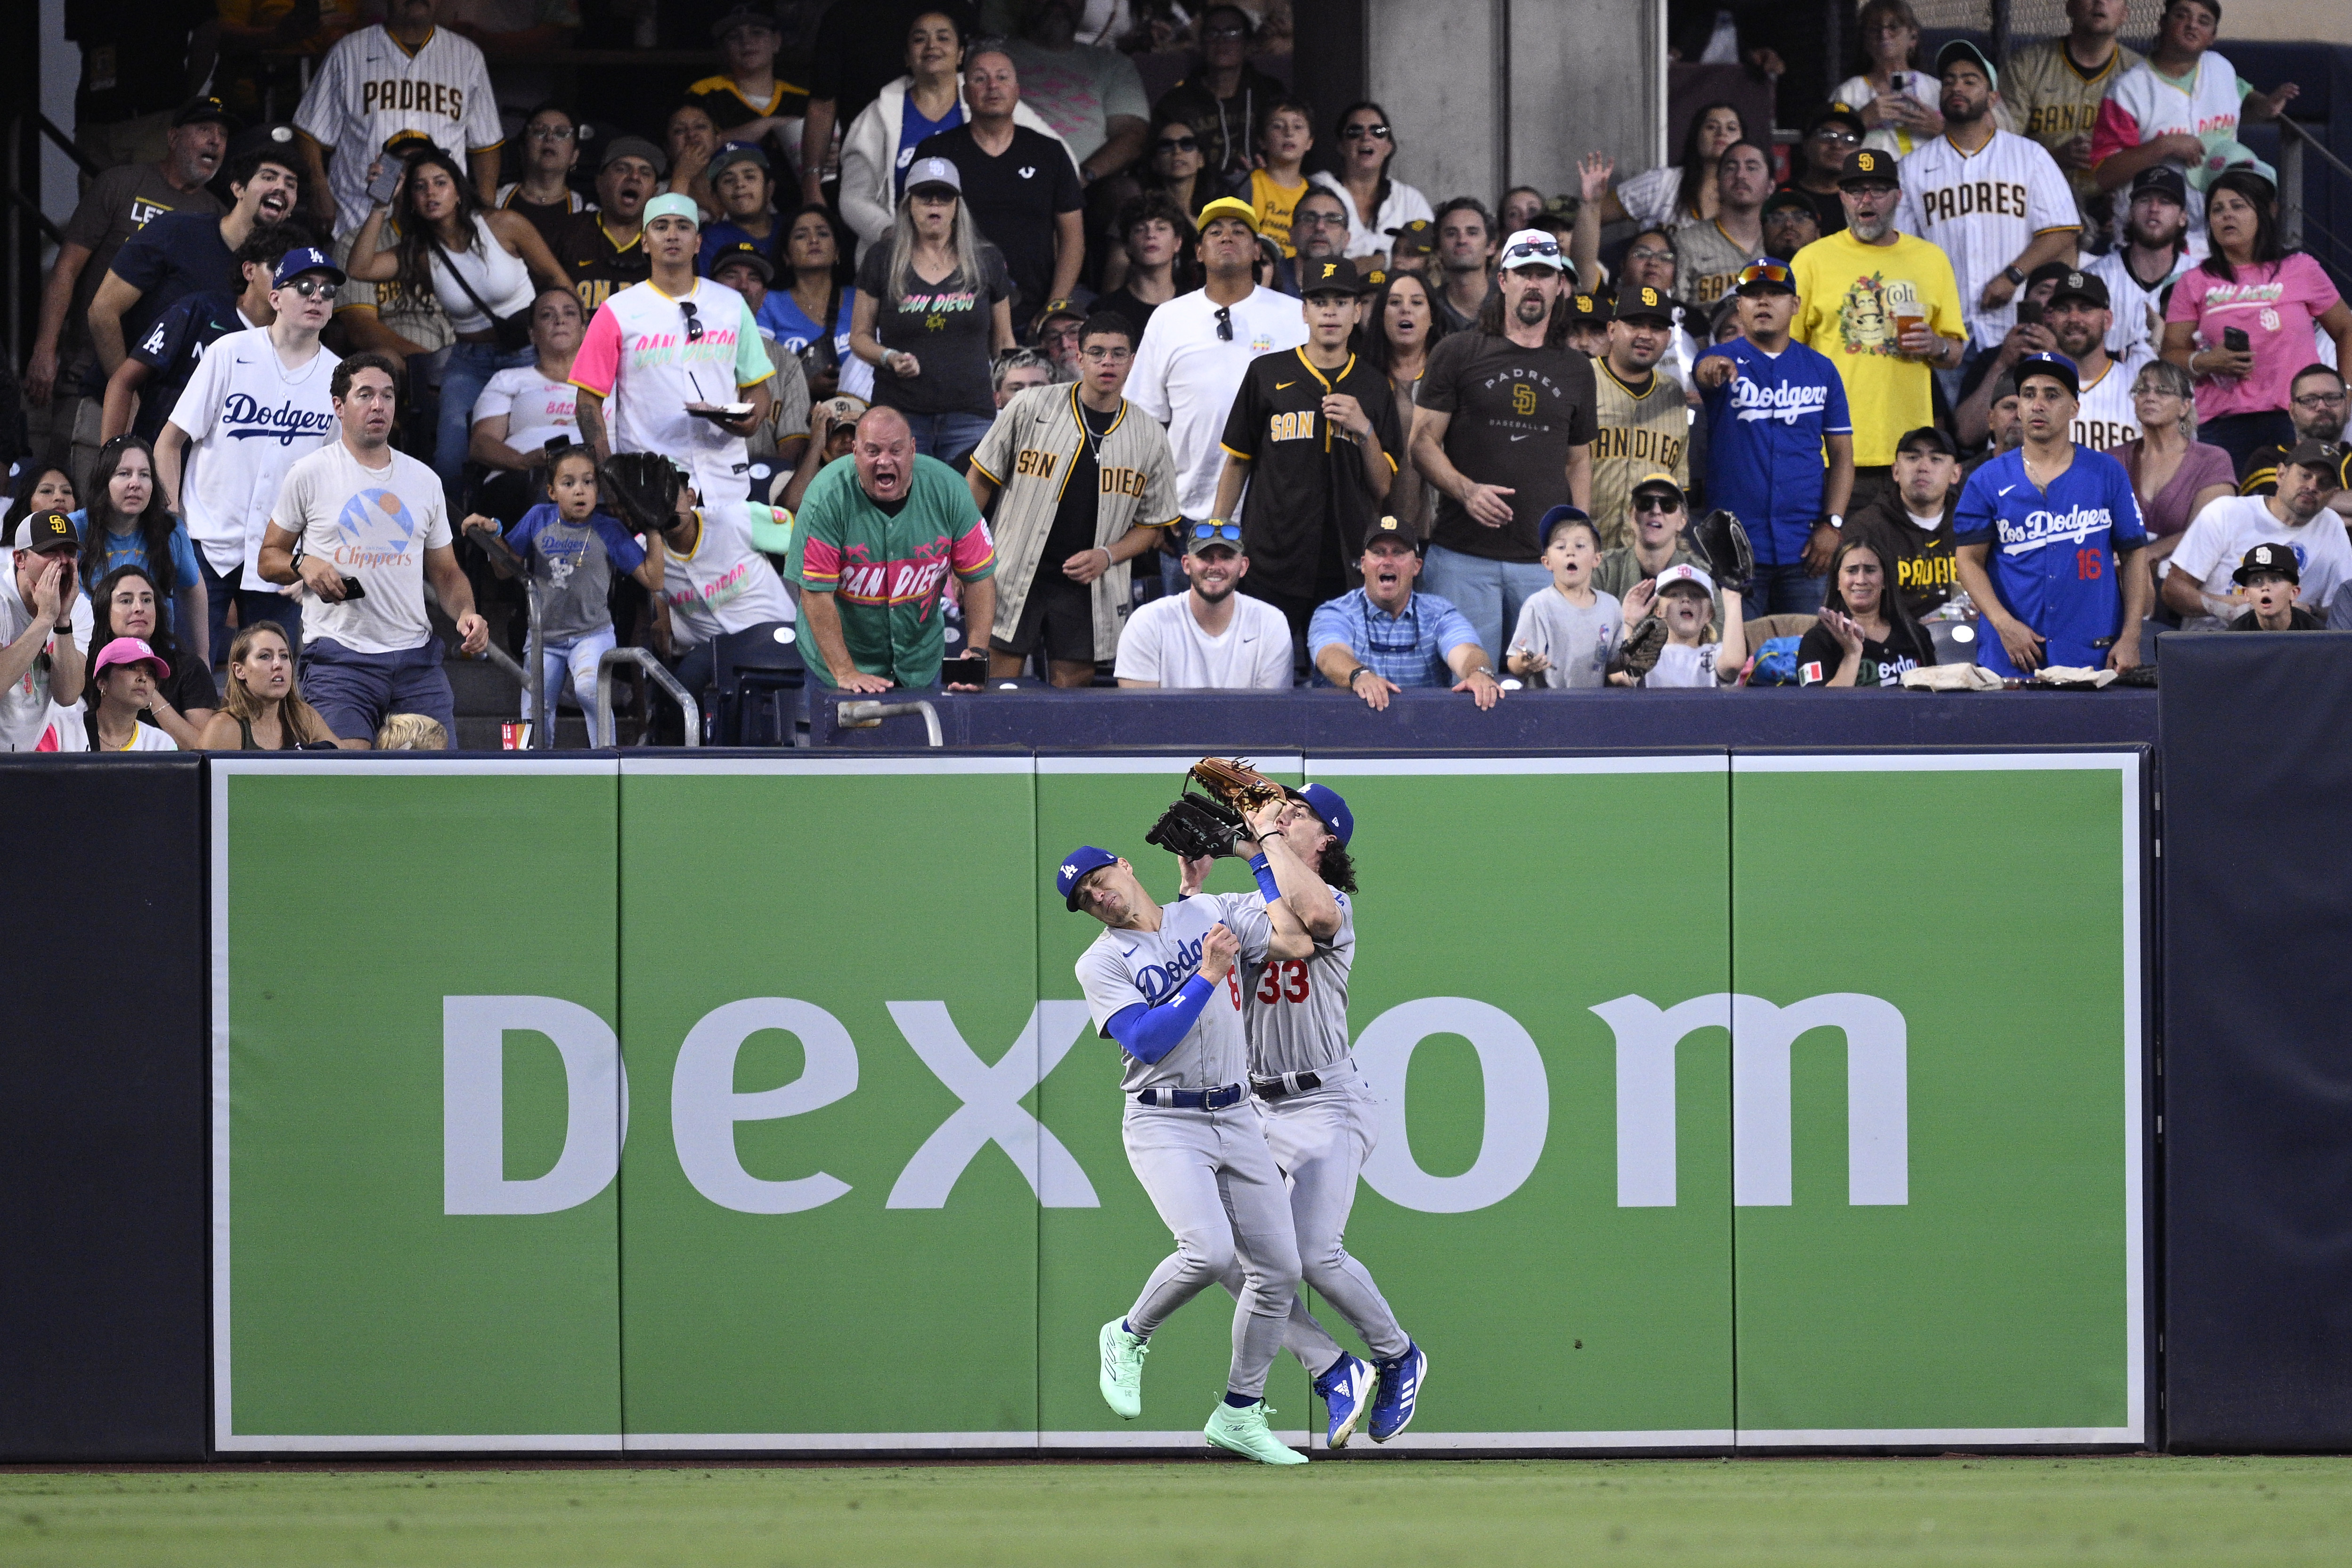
{"left": 168, "top": 327, "right": 341, "bottom": 578}
{"left": 1416, "top": 330, "right": 1600, "bottom": 563}
{"left": 854, "top": 243, "right": 1013, "bottom": 420}
{"left": 270, "top": 440, "right": 455, "bottom": 654}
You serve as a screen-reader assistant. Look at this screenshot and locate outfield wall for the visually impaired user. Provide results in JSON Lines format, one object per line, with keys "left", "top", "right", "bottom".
{"left": 194, "top": 749, "right": 2148, "bottom": 1456}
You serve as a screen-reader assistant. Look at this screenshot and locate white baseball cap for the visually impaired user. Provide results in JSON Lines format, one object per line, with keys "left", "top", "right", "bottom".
{"left": 1653, "top": 561, "right": 1717, "bottom": 598}
{"left": 1497, "top": 228, "right": 1570, "bottom": 273}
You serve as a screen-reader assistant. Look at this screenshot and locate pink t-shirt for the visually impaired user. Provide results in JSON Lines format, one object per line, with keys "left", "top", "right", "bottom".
{"left": 2164, "top": 252, "right": 2343, "bottom": 421}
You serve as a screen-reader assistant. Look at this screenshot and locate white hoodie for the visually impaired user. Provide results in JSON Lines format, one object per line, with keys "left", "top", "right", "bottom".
{"left": 839, "top": 74, "right": 1072, "bottom": 255}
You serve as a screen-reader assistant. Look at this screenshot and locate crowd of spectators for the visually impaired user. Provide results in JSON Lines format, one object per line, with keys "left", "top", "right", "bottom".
{"left": 5, "top": 0, "right": 2350, "bottom": 752}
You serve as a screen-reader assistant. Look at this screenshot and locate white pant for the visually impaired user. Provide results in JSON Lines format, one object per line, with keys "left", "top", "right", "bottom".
{"left": 523, "top": 627, "right": 617, "bottom": 718}
{"left": 1218, "top": 1082, "right": 1410, "bottom": 1374}
{"left": 1122, "top": 1097, "right": 1302, "bottom": 1400}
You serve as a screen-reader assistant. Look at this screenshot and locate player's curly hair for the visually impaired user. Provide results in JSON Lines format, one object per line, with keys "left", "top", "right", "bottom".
{"left": 1318, "top": 838, "right": 1357, "bottom": 896}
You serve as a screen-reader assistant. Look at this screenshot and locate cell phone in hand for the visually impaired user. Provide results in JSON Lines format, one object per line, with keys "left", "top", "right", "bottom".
{"left": 2222, "top": 327, "right": 2251, "bottom": 353}
{"left": 940, "top": 653, "right": 988, "bottom": 686}
{"left": 366, "top": 162, "right": 403, "bottom": 206}
{"left": 337, "top": 573, "right": 366, "bottom": 601}
{"left": 2016, "top": 300, "right": 2043, "bottom": 327}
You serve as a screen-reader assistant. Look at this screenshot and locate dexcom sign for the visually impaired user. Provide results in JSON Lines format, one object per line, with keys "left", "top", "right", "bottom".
{"left": 212, "top": 753, "right": 2143, "bottom": 1453}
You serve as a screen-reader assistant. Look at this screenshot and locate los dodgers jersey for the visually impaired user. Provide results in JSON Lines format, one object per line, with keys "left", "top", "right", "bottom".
{"left": 1077, "top": 892, "right": 1271, "bottom": 1095}
{"left": 1953, "top": 445, "right": 2149, "bottom": 676}
{"left": 294, "top": 25, "right": 504, "bottom": 236}
{"left": 1245, "top": 886, "right": 1353, "bottom": 1079}
{"left": 2071, "top": 349, "right": 2153, "bottom": 454}
{"left": 1894, "top": 130, "right": 2079, "bottom": 348}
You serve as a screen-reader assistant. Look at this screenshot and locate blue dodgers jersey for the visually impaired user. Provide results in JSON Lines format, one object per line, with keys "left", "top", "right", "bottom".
{"left": 1695, "top": 339, "right": 1851, "bottom": 566}
{"left": 1953, "top": 447, "right": 2149, "bottom": 676}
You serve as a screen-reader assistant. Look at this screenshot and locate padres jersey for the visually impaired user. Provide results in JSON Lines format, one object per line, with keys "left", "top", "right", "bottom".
{"left": 2002, "top": 38, "right": 2145, "bottom": 208}
{"left": 1245, "top": 886, "right": 1353, "bottom": 1079}
{"left": 1219, "top": 347, "right": 1403, "bottom": 599}
{"left": 2086, "top": 245, "right": 2200, "bottom": 357}
{"left": 2071, "top": 349, "right": 2153, "bottom": 453}
{"left": 969, "top": 383, "right": 1181, "bottom": 661}
{"left": 1671, "top": 219, "right": 1762, "bottom": 313}
{"left": 1077, "top": 893, "right": 1272, "bottom": 1095}
{"left": 294, "top": 25, "right": 503, "bottom": 236}
{"left": 1589, "top": 359, "right": 1691, "bottom": 549}
{"left": 1894, "top": 130, "right": 2080, "bottom": 348}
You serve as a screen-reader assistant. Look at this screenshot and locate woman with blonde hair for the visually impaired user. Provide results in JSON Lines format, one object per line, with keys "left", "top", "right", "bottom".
{"left": 199, "top": 622, "right": 342, "bottom": 751}
{"left": 2108, "top": 356, "right": 2238, "bottom": 593}
{"left": 849, "top": 159, "right": 1015, "bottom": 463}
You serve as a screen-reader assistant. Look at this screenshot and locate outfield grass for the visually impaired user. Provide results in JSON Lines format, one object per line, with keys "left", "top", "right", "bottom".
{"left": 7, "top": 1456, "right": 2352, "bottom": 1566}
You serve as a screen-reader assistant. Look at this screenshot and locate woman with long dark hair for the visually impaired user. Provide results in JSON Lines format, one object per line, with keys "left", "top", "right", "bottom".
{"left": 1600, "top": 102, "right": 1745, "bottom": 230}
{"left": 1098, "top": 111, "right": 1218, "bottom": 292}
{"left": 1797, "top": 535, "right": 1936, "bottom": 686}
{"left": 85, "top": 565, "right": 216, "bottom": 747}
{"left": 849, "top": 165, "right": 1015, "bottom": 463}
{"left": 1309, "top": 101, "right": 1433, "bottom": 260}
{"left": 1365, "top": 271, "right": 1449, "bottom": 536}
{"left": 3, "top": 464, "right": 75, "bottom": 544}
{"left": 761, "top": 203, "right": 871, "bottom": 402}
{"left": 2161, "top": 167, "right": 2352, "bottom": 471}
{"left": 198, "top": 621, "right": 341, "bottom": 750}
{"left": 75, "top": 434, "right": 207, "bottom": 659}
{"left": 345, "top": 145, "right": 567, "bottom": 498}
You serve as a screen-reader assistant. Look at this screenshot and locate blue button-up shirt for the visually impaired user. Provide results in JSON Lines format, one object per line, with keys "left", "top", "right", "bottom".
{"left": 1308, "top": 587, "right": 1480, "bottom": 687}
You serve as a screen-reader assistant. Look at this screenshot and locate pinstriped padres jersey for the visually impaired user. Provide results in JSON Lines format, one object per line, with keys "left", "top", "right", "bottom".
{"left": 2071, "top": 349, "right": 2153, "bottom": 454}
{"left": 970, "top": 383, "right": 1180, "bottom": 660}
{"left": 2002, "top": 38, "right": 2144, "bottom": 208}
{"left": 1589, "top": 357, "right": 1690, "bottom": 549}
{"left": 1894, "top": 130, "right": 2080, "bottom": 349}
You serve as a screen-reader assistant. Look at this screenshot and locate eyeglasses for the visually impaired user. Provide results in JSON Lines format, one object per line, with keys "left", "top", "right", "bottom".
{"left": 1627, "top": 244, "right": 1676, "bottom": 267}
{"left": 1341, "top": 122, "right": 1392, "bottom": 141}
{"left": 1632, "top": 495, "right": 1683, "bottom": 514}
{"left": 1812, "top": 126, "right": 1861, "bottom": 145}
{"left": 2292, "top": 390, "right": 2348, "bottom": 409}
{"left": 679, "top": 300, "right": 704, "bottom": 343}
{"left": 1156, "top": 134, "right": 1197, "bottom": 154}
{"left": 1080, "top": 345, "right": 1132, "bottom": 361}
{"left": 1295, "top": 209, "right": 1346, "bottom": 227}
{"left": 1203, "top": 24, "right": 1248, "bottom": 41}
{"left": 1215, "top": 305, "right": 1233, "bottom": 342}
{"left": 1735, "top": 261, "right": 1792, "bottom": 289}
{"left": 1501, "top": 238, "right": 1561, "bottom": 263}
{"left": 282, "top": 277, "right": 337, "bottom": 300}
{"left": 1191, "top": 521, "right": 1243, "bottom": 544}
{"left": 527, "top": 123, "right": 577, "bottom": 141}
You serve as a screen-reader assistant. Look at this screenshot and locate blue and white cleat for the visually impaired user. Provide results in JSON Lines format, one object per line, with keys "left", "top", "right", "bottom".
{"left": 1367, "top": 1342, "right": 1427, "bottom": 1443}
{"left": 1312, "top": 1352, "right": 1375, "bottom": 1449}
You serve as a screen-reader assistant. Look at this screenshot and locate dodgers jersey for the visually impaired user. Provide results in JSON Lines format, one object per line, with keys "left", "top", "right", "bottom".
{"left": 1245, "top": 886, "right": 1353, "bottom": 1079}
{"left": 1077, "top": 893, "right": 1272, "bottom": 1095}
{"left": 167, "top": 326, "right": 340, "bottom": 577}
{"left": 1953, "top": 445, "right": 2149, "bottom": 676}
{"left": 1894, "top": 130, "right": 2079, "bottom": 349}
{"left": 295, "top": 25, "right": 503, "bottom": 236}
{"left": 1693, "top": 338, "right": 1852, "bottom": 566}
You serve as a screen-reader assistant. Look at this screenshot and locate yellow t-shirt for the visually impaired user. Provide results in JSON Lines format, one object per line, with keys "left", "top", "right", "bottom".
{"left": 1251, "top": 168, "right": 1310, "bottom": 257}
{"left": 1790, "top": 229, "right": 1965, "bottom": 468}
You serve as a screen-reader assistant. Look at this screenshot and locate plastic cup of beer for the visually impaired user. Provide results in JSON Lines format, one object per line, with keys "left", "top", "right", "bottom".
{"left": 1893, "top": 304, "right": 1925, "bottom": 345}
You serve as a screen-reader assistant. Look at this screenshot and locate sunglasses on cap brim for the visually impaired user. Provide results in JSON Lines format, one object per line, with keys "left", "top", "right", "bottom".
{"left": 1191, "top": 521, "right": 1244, "bottom": 545}
{"left": 1735, "top": 261, "right": 1794, "bottom": 290}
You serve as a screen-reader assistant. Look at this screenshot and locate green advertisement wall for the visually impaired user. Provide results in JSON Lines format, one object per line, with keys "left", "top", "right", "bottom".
{"left": 210, "top": 751, "right": 2144, "bottom": 1454}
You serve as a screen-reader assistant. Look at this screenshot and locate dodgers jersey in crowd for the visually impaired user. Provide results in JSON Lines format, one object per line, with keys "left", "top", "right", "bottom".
{"left": 167, "top": 327, "right": 340, "bottom": 578}
{"left": 2071, "top": 350, "right": 2153, "bottom": 452}
{"left": 1078, "top": 893, "right": 1271, "bottom": 1095}
{"left": 295, "top": 24, "right": 503, "bottom": 235}
{"left": 1245, "top": 886, "right": 1354, "bottom": 1079}
{"left": 1953, "top": 445, "right": 2149, "bottom": 676}
{"left": 1894, "top": 130, "right": 2078, "bottom": 348}
{"left": 1693, "top": 337, "right": 1852, "bottom": 566}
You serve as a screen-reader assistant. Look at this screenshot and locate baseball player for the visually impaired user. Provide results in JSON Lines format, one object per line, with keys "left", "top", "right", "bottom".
{"left": 1894, "top": 41, "right": 2081, "bottom": 352}
{"left": 1180, "top": 785, "right": 1426, "bottom": 1450}
{"left": 1065, "top": 841, "right": 1316, "bottom": 1466}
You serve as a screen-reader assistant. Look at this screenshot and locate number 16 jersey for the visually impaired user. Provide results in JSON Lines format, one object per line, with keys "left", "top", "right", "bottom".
{"left": 1246, "top": 885, "right": 1355, "bottom": 1078}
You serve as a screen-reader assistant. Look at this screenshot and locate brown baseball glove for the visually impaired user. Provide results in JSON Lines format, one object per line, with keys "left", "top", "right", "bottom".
{"left": 1189, "top": 756, "right": 1286, "bottom": 815}
{"left": 1613, "top": 616, "right": 1668, "bottom": 680}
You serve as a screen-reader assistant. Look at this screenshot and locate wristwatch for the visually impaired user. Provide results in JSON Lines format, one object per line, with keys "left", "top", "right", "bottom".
{"left": 290, "top": 541, "right": 306, "bottom": 572}
{"left": 2002, "top": 265, "right": 2027, "bottom": 286}
{"left": 1826, "top": 514, "right": 1844, "bottom": 531}
{"left": 1348, "top": 666, "right": 1375, "bottom": 689}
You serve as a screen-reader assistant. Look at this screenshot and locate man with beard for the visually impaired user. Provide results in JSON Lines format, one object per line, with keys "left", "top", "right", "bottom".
{"left": 2238, "top": 367, "right": 2351, "bottom": 510}
{"left": 2041, "top": 270, "right": 2150, "bottom": 451}
{"left": 1428, "top": 199, "right": 1498, "bottom": 334}
{"left": 1114, "top": 522, "right": 1292, "bottom": 689}
{"left": 2166, "top": 441, "right": 2350, "bottom": 627}
{"left": 1673, "top": 141, "right": 1772, "bottom": 316}
{"left": 1590, "top": 282, "right": 1690, "bottom": 549}
{"left": 553, "top": 138, "right": 664, "bottom": 314}
{"left": 1761, "top": 189, "right": 1822, "bottom": 271}
{"left": 1892, "top": 41, "right": 2079, "bottom": 355}
{"left": 2004, "top": 0, "right": 2145, "bottom": 221}
{"left": 2085, "top": 167, "right": 2200, "bottom": 358}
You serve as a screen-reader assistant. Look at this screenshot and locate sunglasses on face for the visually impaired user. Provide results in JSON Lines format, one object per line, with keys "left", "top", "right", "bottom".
{"left": 679, "top": 300, "right": 704, "bottom": 343}
{"left": 1156, "top": 135, "right": 1197, "bottom": 154}
{"left": 1813, "top": 127, "right": 1860, "bottom": 145}
{"left": 1341, "top": 123, "right": 1391, "bottom": 141}
{"left": 1215, "top": 305, "right": 1233, "bottom": 342}
{"left": 283, "top": 277, "right": 337, "bottom": 300}
{"left": 1203, "top": 24, "right": 1248, "bottom": 40}
{"left": 1735, "top": 261, "right": 1793, "bottom": 289}
{"left": 1633, "top": 495, "right": 1683, "bottom": 514}
{"left": 1501, "top": 238, "right": 1562, "bottom": 262}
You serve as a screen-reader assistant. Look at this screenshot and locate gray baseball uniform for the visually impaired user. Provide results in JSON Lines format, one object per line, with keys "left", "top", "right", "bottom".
{"left": 1219, "top": 887, "right": 1411, "bottom": 1368}
{"left": 1078, "top": 892, "right": 1303, "bottom": 1398}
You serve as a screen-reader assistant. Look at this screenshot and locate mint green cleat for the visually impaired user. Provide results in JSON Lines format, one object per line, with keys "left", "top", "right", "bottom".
{"left": 1204, "top": 1399, "right": 1309, "bottom": 1465}
{"left": 1098, "top": 1319, "right": 1148, "bottom": 1419}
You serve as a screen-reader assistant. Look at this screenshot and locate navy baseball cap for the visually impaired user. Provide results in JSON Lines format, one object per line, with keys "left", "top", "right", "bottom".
{"left": 1282, "top": 783, "right": 1354, "bottom": 847}
{"left": 2015, "top": 350, "right": 2080, "bottom": 399}
{"left": 1538, "top": 503, "right": 1594, "bottom": 547}
{"left": 1058, "top": 846, "right": 1119, "bottom": 910}
{"left": 273, "top": 247, "right": 346, "bottom": 288}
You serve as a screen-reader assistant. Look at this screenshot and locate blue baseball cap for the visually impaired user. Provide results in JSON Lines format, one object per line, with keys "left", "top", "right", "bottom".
{"left": 1057, "top": 845, "right": 1119, "bottom": 910}
{"left": 2015, "top": 350, "right": 2079, "bottom": 399}
{"left": 272, "top": 247, "right": 346, "bottom": 288}
{"left": 1538, "top": 504, "right": 1593, "bottom": 546}
{"left": 1284, "top": 783, "right": 1353, "bottom": 846}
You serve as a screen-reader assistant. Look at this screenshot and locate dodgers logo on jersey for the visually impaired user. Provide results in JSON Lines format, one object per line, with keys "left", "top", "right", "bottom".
{"left": 1133, "top": 932, "right": 1205, "bottom": 1002}
{"left": 222, "top": 391, "right": 338, "bottom": 445}
{"left": 1730, "top": 376, "right": 1831, "bottom": 424}
{"left": 1995, "top": 503, "right": 2114, "bottom": 554}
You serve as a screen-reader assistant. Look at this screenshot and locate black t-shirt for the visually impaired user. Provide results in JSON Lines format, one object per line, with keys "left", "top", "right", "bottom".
{"left": 2228, "top": 605, "right": 2325, "bottom": 630}
{"left": 1416, "top": 330, "right": 1600, "bottom": 563}
{"left": 106, "top": 212, "right": 237, "bottom": 356}
{"left": 1795, "top": 617, "right": 1936, "bottom": 685}
{"left": 1221, "top": 347, "right": 1406, "bottom": 600}
{"left": 129, "top": 289, "right": 245, "bottom": 444}
{"left": 1847, "top": 495, "right": 1961, "bottom": 621}
{"left": 1041, "top": 400, "right": 1116, "bottom": 571}
{"left": 1098, "top": 288, "right": 1163, "bottom": 341}
{"left": 812, "top": 0, "right": 979, "bottom": 131}
{"left": 853, "top": 242, "right": 1012, "bottom": 419}
{"left": 1152, "top": 66, "right": 1290, "bottom": 180}
{"left": 554, "top": 212, "right": 651, "bottom": 315}
{"left": 912, "top": 124, "right": 1084, "bottom": 321}
{"left": 1775, "top": 181, "right": 1847, "bottom": 239}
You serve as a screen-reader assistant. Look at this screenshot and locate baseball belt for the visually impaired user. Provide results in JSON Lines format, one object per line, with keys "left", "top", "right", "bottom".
{"left": 1250, "top": 1059, "right": 1360, "bottom": 1100}
{"left": 1131, "top": 1082, "right": 1249, "bottom": 1110}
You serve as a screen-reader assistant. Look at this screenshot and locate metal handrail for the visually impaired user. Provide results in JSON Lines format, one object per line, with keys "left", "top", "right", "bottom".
{"left": 836, "top": 699, "right": 944, "bottom": 747}
{"left": 2277, "top": 116, "right": 2352, "bottom": 187}
{"left": 595, "top": 648, "right": 702, "bottom": 747}
{"left": 24, "top": 111, "right": 101, "bottom": 181}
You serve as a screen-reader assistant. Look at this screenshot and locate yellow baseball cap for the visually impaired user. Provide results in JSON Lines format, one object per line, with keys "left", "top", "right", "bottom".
{"left": 1196, "top": 196, "right": 1260, "bottom": 235}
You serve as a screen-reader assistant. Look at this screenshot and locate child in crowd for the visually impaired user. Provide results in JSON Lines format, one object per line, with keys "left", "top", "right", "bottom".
{"left": 375, "top": 713, "right": 450, "bottom": 748}
{"left": 2227, "top": 543, "right": 2323, "bottom": 631}
{"left": 462, "top": 445, "right": 665, "bottom": 719}
{"left": 1620, "top": 562, "right": 1747, "bottom": 688}
{"left": 1249, "top": 100, "right": 1316, "bottom": 256}
{"left": 1506, "top": 506, "right": 1622, "bottom": 688}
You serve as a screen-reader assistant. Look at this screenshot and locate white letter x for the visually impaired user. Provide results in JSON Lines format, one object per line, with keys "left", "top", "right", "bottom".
{"left": 884, "top": 1000, "right": 1100, "bottom": 1209}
